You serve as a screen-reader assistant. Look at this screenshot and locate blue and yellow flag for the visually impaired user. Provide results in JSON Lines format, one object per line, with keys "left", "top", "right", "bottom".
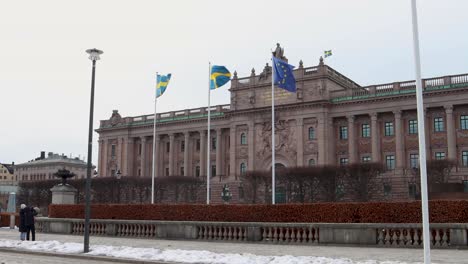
{"left": 156, "top": 73, "right": 171, "bottom": 98}
{"left": 272, "top": 57, "right": 296, "bottom": 93}
{"left": 210, "top": 65, "right": 231, "bottom": 90}
{"left": 324, "top": 50, "right": 332, "bottom": 58}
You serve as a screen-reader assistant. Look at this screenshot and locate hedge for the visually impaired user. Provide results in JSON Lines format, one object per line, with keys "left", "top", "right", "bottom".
{"left": 0, "top": 213, "right": 19, "bottom": 227}
{"left": 48, "top": 200, "right": 468, "bottom": 223}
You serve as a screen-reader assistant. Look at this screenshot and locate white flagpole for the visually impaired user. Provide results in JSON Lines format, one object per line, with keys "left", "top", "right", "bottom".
{"left": 207, "top": 62, "right": 211, "bottom": 205}
{"left": 410, "top": 1, "right": 431, "bottom": 263}
{"left": 271, "top": 58, "right": 276, "bottom": 205}
{"left": 151, "top": 72, "right": 159, "bottom": 204}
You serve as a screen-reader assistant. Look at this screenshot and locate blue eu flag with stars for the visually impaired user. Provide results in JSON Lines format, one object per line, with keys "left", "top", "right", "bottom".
{"left": 272, "top": 57, "right": 296, "bottom": 92}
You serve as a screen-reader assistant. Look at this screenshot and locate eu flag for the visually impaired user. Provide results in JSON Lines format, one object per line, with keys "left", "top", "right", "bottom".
{"left": 272, "top": 57, "right": 296, "bottom": 92}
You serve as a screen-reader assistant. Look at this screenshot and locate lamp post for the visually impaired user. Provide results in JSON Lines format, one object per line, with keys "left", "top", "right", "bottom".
{"left": 116, "top": 169, "right": 122, "bottom": 204}
{"left": 84, "top": 48, "right": 103, "bottom": 253}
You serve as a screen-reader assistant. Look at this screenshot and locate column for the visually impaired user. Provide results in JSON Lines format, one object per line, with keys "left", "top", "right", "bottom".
{"left": 248, "top": 121, "right": 255, "bottom": 171}
{"left": 117, "top": 138, "right": 123, "bottom": 172}
{"left": 371, "top": 113, "right": 380, "bottom": 162}
{"left": 347, "top": 115, "right": 357, "bottom": 163}
{"left": 216, "top": 128, "right": 222, "bottom": 177}
{"left": 154, "top": 135, "right": 160, "bottom": 178}
{"left": 140, "top": 137, "right": 146, "bottom": 177}
{"left": 317, "top": 116, "right": 326, "bottom": 165}
{"left": 125, "top": 137, "right": 135, "bottom": 176}
{"left": 445, "top": 105, "right": 456, "bottom": 160}
{"left": 296, "top": 118, "right": 304, "bottom": 166}
{"left": 184, "top": 132, "right": 190, "bottom": 176}
{"left": 169, "top": 134, "right": 175, "bottom": 176}
{"left": 327, "top": 117, "right": 335, "bottom": 165}
{"left": 98, "top": 139, "right": 104, "bottom": 177}
{"left": 199, "top": 130, "right": 206, "bottom": 176}
{"left": 394, "top": 110, "right": 404, "bottom": 168}
{"left": 229, "top": 125, "right": 236, "bottom": 179}
{"left": 102, "top": 139, "right": 108, "bottom": 176}
{"left": 425, "top": 108, "right": 431, "bottom": 159}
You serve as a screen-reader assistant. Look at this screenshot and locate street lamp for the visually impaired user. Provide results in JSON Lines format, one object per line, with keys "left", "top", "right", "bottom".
{"left": 116, "top": 169, "right": 122, "bottom": 204}
{"left": 83, "top": 48, "right": 103, "bottom": 253}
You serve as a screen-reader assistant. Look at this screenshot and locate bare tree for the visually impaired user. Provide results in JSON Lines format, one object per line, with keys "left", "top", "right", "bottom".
{"left": 344, "top": 163, "right": 385, "bottom": 202}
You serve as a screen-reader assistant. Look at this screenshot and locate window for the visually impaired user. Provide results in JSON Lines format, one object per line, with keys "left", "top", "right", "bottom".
{"left": 308, "top": 159, "right": 316, "bottom": 166}
{"left": 339, "top": 126, "right": 348, "bottom": 140}
{"left": 308, "top": 127, "right": 315, "bottom": 140}
{"left": 386, "top": 155, "right": 395, "bottom": 170}
{"left": 181, "top": 141, "right": 185, "bottom": 152}
{"left": 461, "top": 115, "right": 468, "bottom": 130}
{"left": 180, "top": 167, "right": 184, "bottom": 176}
{"left": 211, "top": 165, "right": 216, "bottom": 177}
{"left": 361, "top": 124, "right": 370, "bottom": 138}
{"left": 410, "top": 153, "right": 419, "bottom": 169}
{"left": 340, "top": 158, "right": 348, "bottom": 165}
{"left": 240, "top": 133, "right": 247, "bottom": 145}
{"left": 435, "top": 152, "right": 446, "bottom": 160}
{"left": 462, "top": 151, "right": 468, "bottom": 167}
{"left": 434, "top": 117, "right": 444, "bottom": 132}
{"left": 409, "top": 120, "right": 418, "bottom": 134}
{"left": 240, "top": 163, "right": 247, "bottom": 175}
{"left": 138, "top": 144, "right": 142, "bottom": 155}
{"left": 196, "top": 139, "right": 200, "bottom": 151}
{"left": 165, "top": 168, "right": 169, "bottom": 176}
{"left": 384, "top": 122, "right": 394, "bottom": 136}
{"left": 211, "top": 137, "right": 216, "bottom": 150}
{"left": 166, "top": 142, "right": 170, "bottom": 152}
{"left": 383, "top": 183, "right": 392, "bottom": 197}
{"left": 362, "top": 156, "right": 371, "bottom": 163}
{"left": 195, "top": 166, "right": 200, "bottom": 177}
{"left": 111, "top": 145, "right": 116, "bottom": 157}
{"left": 408, "top": 183, "right": 417, "bottom": 199}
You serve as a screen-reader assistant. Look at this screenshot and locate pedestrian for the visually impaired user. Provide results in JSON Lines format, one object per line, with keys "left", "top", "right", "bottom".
{"left": 19, "top": 204, "right": 27, "bottom": 241}
{"left": 24, "top": 205, "right": 37, "bottom": 241}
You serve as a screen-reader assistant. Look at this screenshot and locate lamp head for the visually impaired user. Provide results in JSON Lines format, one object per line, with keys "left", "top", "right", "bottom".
{"left": 86, "top": 48, "right": 103, "bottom": 61}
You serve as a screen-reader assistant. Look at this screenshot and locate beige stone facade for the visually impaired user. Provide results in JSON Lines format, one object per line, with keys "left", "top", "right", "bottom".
{"left": 96, "top": 58, "right": 468, "bottom": 201}
{"left": 0, "top": 163, "right": 15, "bottom": 182}
{"left": 16, "top": 152, "right": 91, "bottom": 181}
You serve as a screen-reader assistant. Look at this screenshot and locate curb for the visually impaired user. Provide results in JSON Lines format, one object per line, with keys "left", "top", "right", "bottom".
{"left": 0, "top": 247, "right": 182, "bottom": 264}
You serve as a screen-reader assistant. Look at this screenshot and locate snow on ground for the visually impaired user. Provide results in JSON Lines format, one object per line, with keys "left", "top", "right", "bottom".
{"left": 0, "top": 239, "right": 422, "bottom": 264}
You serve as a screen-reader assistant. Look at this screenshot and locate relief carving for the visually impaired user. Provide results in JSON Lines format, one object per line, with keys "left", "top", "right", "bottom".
{"left": 256, "top": 120, "right": 297, "bottom": 157}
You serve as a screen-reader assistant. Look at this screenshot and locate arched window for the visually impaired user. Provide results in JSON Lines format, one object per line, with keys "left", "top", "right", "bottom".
{"left": 308, "top": 159, "right": 316, "bottom": 166}
{"left": 308, "top": 127, "right": 315, "bottom": 140}
{"left": 240, "top": 133, "right": 247, "bottom": 145}
{"left": 240, "top": 163, "right": 247, "bottom": 175}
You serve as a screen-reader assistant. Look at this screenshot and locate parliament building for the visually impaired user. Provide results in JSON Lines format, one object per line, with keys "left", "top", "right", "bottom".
{"left": 96, "top": 57, "right": 468, "bottom": 202}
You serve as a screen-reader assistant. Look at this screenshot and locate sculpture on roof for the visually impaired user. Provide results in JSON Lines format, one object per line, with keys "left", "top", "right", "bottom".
{"left": 272, "top": 43, "right": 287, "bottom": 61}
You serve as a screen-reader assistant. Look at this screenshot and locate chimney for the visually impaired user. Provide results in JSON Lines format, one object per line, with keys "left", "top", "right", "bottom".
{"left": 12, "top": 162, "right": 14, "bottom": 166}
{"left": 40, "top": 151, "right": 45, "bottom": 159}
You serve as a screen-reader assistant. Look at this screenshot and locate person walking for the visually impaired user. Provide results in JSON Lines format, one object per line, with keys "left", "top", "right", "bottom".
{"left": 19, "top": 204, "right": 27, "bottom": 241}
{"left": 24, "top": 205, "right": 37, "bottom": 241}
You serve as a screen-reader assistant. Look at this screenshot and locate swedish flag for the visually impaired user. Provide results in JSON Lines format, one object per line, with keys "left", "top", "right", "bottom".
{"left": 272, "top": 57, "right": 296, "bottom": 93}
{"left": 210, "top": 65, "right": 231, "bottom": 90}
{"left": 324, "top": 50, "right": 332, "bottom": 58}
{"left": 156, "top": 73, "right": 171, "bottom": 98}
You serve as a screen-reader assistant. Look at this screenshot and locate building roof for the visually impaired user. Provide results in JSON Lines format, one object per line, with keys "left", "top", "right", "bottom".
{"left": 0, "top": 164, "right": 14, "bottom": 174}
{"left": 15, "top": 152, "right": 89, "bottom": 167}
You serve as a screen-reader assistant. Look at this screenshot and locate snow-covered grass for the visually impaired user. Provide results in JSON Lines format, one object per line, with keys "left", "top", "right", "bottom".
{"left": 0, "top": 239, "right": 422, "bottom": 264}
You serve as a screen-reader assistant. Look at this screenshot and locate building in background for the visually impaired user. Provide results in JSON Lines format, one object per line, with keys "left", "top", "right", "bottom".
{"left": 15, "top": 151, "right": 93, "bottom": 182}
{"left": 96, "top": 57, "right": 468, "bottom": 202}
{"left": 0, "top": 163, "right": 15, "bottom": 182}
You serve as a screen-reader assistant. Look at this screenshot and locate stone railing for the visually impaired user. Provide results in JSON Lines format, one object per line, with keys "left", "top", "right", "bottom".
{"left": 35, "top": 218, "right": 468, "bottom": 248}
{"left": 100, "top": 104, "right": 230, "bottom": 128}
{"left": 330, "top": 73, "right": 468, "bottom": 103}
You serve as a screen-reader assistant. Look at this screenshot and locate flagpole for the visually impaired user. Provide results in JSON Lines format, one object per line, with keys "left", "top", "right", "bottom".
{"left": 410, "top": 1, "right": 430, "bottom": 263}
{"left": 271, "top": 57, "right": 276, "bottom": 205}
{"left": 207, "top": 62, "right": 211, "bottom": 205}
{"left": 151, "top": 72, "right": 158, "bottom": 204}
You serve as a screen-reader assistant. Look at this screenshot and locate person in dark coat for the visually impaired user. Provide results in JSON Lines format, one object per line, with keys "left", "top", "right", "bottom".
{"left": 19, "top": 204, "right": 27, "bottom": 241}
{"left": 24, "top": 206, "right": 37, "bottom": 241}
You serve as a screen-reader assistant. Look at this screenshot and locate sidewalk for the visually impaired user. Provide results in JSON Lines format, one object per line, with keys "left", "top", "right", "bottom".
{"left": 0, "top": 228, "right": 466, "bottom": 264}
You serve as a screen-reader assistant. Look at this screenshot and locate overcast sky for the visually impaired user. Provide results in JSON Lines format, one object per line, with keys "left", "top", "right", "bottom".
{"left": 1, "top": 0, "right": 467, "bottom": 166}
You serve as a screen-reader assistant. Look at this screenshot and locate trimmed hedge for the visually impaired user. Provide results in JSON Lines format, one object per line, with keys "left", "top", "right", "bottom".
{"left": 0, "top": 213, "right": 19, "bottom": 227}
{"left": 48, "top": 200, "right": 468, "bottom": 223}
